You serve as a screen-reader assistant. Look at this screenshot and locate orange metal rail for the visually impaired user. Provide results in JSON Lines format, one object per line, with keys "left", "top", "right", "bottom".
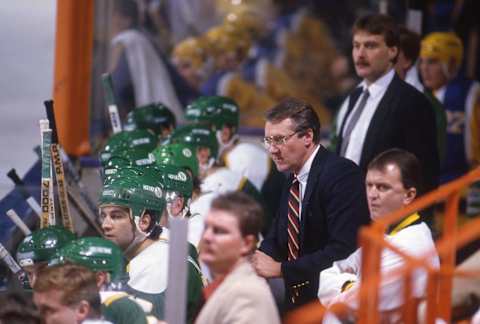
{"left": 53, "top": 0, "right": 94, "bottom": 156}
{"left": 286, "top": 167, "right": 480, "bottom": 324}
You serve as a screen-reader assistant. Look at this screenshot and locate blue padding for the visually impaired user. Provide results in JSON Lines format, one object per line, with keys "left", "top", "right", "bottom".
{"left": 0, "top": 160, "right": 41, "bottom": 245}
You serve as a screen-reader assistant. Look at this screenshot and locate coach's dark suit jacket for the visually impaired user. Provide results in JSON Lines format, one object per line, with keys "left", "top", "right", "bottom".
{"left": 260, "top": 146, "right": 370, "bottom": 310}
{"left": 337, "top": 73, "right": 440, "bottom": 192}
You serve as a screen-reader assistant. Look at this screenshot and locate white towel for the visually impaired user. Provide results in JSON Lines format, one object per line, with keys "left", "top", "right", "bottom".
{"left": 112, "top": 29, "right": 184, "bottom": 123}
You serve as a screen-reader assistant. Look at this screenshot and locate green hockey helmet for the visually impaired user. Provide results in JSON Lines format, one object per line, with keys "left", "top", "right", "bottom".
{"left": 52, "top": 237, "right": 126, "bottom": 283}
{"left": 99, "top": 167, "right": 166, "bottom": 227}
{"left": 151, "top": 143, "right": 199, "bottom": 178}
{"left": 186, "top": 96, "right": 239, "bottom": 130}
{"left": 158, "top": 164, "right": 193, "bottom": 200}
{"left": 16, "top": 226, "right": 76, "bottom": 268}
{"left": 124, "top": 102, "right": 176, "bottom": 138}
{"left": 99, "top": 129, "right": 158, "bottom": 166}
{"left": 169, "top": 124, "right": 219, "bottom": 159}
{"left": 102, "top": 156, "right": 131, "bottom": 180}
{"left": 118, "top": 146, "right": 156, "bottom": 167}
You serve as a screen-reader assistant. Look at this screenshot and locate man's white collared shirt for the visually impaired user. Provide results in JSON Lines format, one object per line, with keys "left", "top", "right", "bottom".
{"left": 296, "top": 145, "right": 320, "bottom": 219}
{"left": 343, "top": 69, "right": 395, "bottom": 164}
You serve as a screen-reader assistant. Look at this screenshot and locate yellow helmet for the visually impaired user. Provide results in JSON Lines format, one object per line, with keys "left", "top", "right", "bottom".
{"left": 420, "top": 32, "right": 463, "bottom": 67}
{"left": 223, "top": 5, "right": 266, "bottom": 37}
{"left": 172, "top": 37, "right": 207, "bottom": 70}
{"left": 204, "top": 24, "right": 251, "bottom": 58}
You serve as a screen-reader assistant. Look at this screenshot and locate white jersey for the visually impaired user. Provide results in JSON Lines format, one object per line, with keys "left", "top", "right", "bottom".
{"left": 127, "top": 237, "right": 170, "bottom": 294}
{"left": 318, "top": 222, "right": 439, "bottom": 310}
{"left": 223, "top": 142, "right": 271, "bottom": 191}
{"left": 201, "top": 167, "right": 248, "bottom": 194}
{"left": 189, "top": 169, "right": 247, "bottom": 247}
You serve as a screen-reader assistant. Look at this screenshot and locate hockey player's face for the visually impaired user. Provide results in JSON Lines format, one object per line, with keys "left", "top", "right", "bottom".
{"left": 352, "top": 31, "right": 398, "bottom": 84}
{"left": 200, "top": 209, "right": 252, "bottom": 275}
{"left": 34, "top": 289, "right": 87, "bottom": 324}
{"left": 99, "top": 205, "right": 135, "bottom": 250}
{"left": 419, "top": 57, "right": 448, "bottom": 91}
{"left": 264, "top": 118, "right": 311, "bottom": 174}
{"left": 366, "top": 164, "right": 416, "bottom": 221}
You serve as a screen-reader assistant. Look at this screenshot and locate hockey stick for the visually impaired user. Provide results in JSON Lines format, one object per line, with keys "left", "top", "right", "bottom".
{"left": 6, "top": 168, "right": 42, "bottom": 218}
{"left": 39, "top": 119, "right": 55, "bottom": 227}
{"left": 67, "top": 185, "right": 103, "bottom": 235}
{"left": 45, "top": 100, "right": 74, "bottom": 232}
{"left": 6, "top": 209, "right": 31, "bottom": 236}
{"left": 102, "top": 73, "right": 122, "bottom": 134}
{"left": 0, "top": 243, "right": 22, "bottom": 275}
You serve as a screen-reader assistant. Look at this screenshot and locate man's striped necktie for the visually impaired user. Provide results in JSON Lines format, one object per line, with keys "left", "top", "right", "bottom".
{"left": 287, "top": 176, "right": 300, "bottom": 261}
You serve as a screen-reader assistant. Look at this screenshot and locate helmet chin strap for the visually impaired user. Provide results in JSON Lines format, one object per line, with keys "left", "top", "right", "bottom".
{"left": 123, "top": 210, "right": 148, "bottom": 259}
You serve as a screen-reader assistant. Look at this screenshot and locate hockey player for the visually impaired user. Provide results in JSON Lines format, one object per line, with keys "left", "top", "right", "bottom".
{"left": 167, "top": 124, "right": 271, "bottom": 232}
{"left": 419, "top": 32, "right": 480, "bottom": 215}
{"left": 171, "top": 36, "right": 209, "bottom": 92}
{"left": 155, "top": 163, "right": 203, "bottom": 247}
{"left": 98, "top": 167, "right": 203, "bottom": 322}
{"left": 123, "top": 102, "right": 176, "bottom": 141}
{"left": 151, "top": 142, "right": 217, "bottom": 245}
{"left": 99, "top": 129, "right": 158, "bottom": 167}
{"left": 52, "top": 237, "right": 152, "bottom": 324}
{"left": 200, "top": 24, "right": 276, "bottom": 127}
{"left": 186, "top": 96, "right": 285, "bottom": 231}
{"left": 16, "top": 225, "right": 75, "bottom": 287}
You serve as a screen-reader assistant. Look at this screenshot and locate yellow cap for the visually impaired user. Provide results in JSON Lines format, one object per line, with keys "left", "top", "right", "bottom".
{"left": 204, "top": 24, "right": 251, "bottom": 58}
{"left": 420, "top": 32, "right": 463, "bottom": 67}
{"left": 223, "top": 5, "right": 266, "bottom": 37}
{"left": 172, "top": 37, "right": 206, "bottom": 70}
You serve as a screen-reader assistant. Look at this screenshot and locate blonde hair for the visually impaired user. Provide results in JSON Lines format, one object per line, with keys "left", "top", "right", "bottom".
{"left": 34, "top": 263, "right": 101, "bottom": 314}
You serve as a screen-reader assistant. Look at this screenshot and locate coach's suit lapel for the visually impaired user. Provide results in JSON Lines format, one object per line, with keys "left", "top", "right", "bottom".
{"left": 299, "top": 147, "right": 326, "bottom": 248}
{"left": 336, "top": 87, "right": 363, "bottom": 155}
{"left": 360, "top": 74, "right": 400, "bottom": 168}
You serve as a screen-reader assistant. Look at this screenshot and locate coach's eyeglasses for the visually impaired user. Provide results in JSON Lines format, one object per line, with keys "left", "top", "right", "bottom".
{"left": 262, "top": 131, "right": 299, "bottom": 149}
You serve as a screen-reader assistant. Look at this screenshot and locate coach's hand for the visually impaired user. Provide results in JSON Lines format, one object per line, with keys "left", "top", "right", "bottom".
{"left": 252, "top": 250, "right": 281, "bottom": 278}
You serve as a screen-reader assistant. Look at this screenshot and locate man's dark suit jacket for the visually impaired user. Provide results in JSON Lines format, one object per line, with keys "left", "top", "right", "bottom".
{"left": 260, "top": 146, "right": 370, "bottom": 310}
{"left": 337, "top": 73, "right": 440, "bottom": 192}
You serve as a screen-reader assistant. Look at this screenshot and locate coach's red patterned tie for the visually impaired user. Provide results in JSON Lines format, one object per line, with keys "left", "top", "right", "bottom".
{"left": 287, "top": 176, "right": 300, "bottom": 261}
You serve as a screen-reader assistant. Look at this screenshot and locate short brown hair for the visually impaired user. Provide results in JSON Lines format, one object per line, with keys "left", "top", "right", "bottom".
{"left": 353, "top": 14, "right": 399, "bottom": 48}
{"left": 398, "top": 26, "right": 421, "bottom": 63}
{"left": 34, "top": 263, "right": 101, "bottom": 315}
{"left": 265, "top": 97, "right": 321, "bottom": 143}
{"left": 210, "top": 192, "right": 263, "bottom": 241}
{"left": 0, "top": 292, "right": 41, "bottom": 324}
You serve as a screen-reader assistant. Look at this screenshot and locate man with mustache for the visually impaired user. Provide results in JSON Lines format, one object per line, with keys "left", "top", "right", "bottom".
{"left": 335, "top": 14, "right": 439, "bottom": 195}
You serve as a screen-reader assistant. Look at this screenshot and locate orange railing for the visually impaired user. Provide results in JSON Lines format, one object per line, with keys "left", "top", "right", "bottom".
{"left": 286, "top": 167, "right": 480, "bottom": 324}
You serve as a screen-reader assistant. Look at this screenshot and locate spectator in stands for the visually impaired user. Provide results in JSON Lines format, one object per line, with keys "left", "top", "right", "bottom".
{"left": 196, "top": 192, "right": 280, "bottom": 324}
{"left": 318, "top": 149, "right": 439, "bottom": 320}
{"left": 395, "top": 26, "right": 447, "bottom": 164}
{"left": 109, "top": 0, "right": 184, "bottom": 122}
{"left": 419, "top": 31, "right": 480, "bottom": 215}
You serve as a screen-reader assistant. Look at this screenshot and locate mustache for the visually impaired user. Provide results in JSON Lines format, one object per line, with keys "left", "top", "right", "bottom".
{"left": 355, "top": 60, "right": 370, "bottom": 66}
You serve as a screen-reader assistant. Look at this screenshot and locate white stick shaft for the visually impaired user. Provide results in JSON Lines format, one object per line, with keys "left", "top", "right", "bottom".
{"left": 40, "top": 120, "right": 55, "bottom": 227}
{"left": 26, "top": 196, "right": 42, "bottom": 218}
{"left": 0, "top": 243, "right": 22, "bottom": 274}
{"left": 6, "top": 209, "right": 31, "bottom": 235}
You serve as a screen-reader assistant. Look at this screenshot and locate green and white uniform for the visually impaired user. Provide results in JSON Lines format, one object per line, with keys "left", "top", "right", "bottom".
{"left": 127, "top": 228, "right": 203, "bottom": 323}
